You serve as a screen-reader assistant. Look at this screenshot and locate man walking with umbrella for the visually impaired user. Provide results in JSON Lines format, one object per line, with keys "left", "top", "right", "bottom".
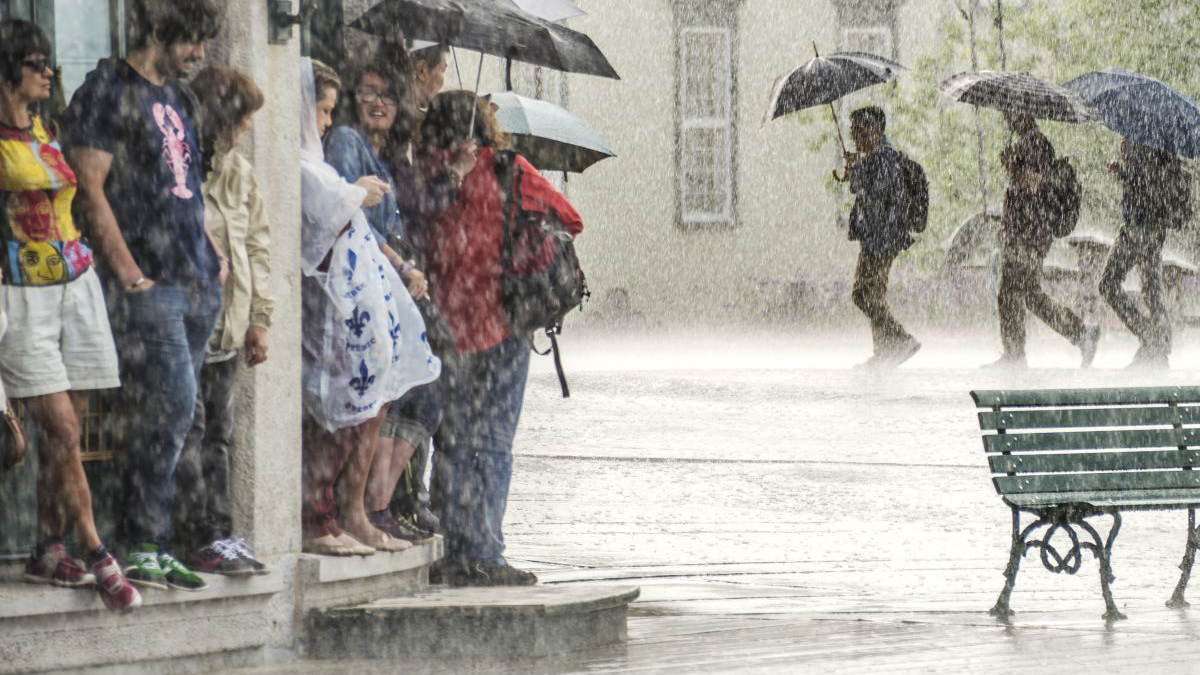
{"left": 845, "top": 106, "right": 921, "bottom": 368}
{"left": 987, "top": 112, "right": 1098, "bottom": 368}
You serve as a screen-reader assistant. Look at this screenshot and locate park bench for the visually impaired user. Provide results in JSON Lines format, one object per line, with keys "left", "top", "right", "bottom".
{"left": 972, "top": 386, "right": 1200, "bottom": 620}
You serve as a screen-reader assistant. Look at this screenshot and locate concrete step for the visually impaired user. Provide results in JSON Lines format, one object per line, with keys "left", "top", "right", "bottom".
{"left": 307, "top": 584, "right": 640, "bottom": 660}
{"left": 0, "top": 539, "right": 442, "bottom": 674}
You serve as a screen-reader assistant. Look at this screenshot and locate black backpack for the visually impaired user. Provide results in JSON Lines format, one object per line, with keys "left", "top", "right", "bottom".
{"left": 897, "top": 152, "right": 928, "bottom": 234}
{"left": 1042, "top": 157, "right": 1082, "bottom": 238}
{"left": 1166, "top": 165, "right": 1194, "bottom": 230}
{"left": 494, "top": 151, "right": 589, "bottom": 397}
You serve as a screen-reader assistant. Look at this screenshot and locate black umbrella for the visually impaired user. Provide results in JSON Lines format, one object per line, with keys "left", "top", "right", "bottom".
{"left": 351, "top": 0, "right": 619, "bottom": 80}
{"left": 765, "top": 49, "right": 904, "bottom": 121}
{"left": 940, "top": 70, "right": 1098, "bottom": 123}
{"left": 765, "top": 44, "right": 904, "bottom": 181}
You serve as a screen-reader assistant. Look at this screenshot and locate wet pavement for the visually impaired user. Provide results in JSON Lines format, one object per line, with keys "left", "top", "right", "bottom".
{"left": 233, "top": 329, "right": 1200, "bottom": 674}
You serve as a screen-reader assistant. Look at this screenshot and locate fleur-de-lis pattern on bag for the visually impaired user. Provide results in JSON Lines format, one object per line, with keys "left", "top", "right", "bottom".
{"left": 345, "top": 306, "right": 371, "bottom": 338}
{"left": 343, "top": 249, "right": 358, "bottom": 283}
{"left": 349, "top": 360, "right": 375, "bottom": 397}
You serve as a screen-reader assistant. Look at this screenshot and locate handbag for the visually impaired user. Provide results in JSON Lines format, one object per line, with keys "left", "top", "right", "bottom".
{"left": 0, "top": 402, "right": 26, "bottom": 473}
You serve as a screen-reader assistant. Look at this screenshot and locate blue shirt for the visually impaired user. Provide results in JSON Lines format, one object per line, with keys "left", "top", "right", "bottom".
{"left": 61, "top": 59, "right": 217, "bottom": 288}
{"left": 324, "top": 125, "right": 403, "bottom": 245}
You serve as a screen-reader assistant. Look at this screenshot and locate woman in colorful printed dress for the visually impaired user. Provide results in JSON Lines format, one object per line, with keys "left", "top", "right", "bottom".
{"left": 0, "top": 19, "right": 140, "bottom": 612}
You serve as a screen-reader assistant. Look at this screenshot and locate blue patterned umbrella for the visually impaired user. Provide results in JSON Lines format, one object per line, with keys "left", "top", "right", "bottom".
{"left": 1063, "top": 68, "right": 1200, "bottom": 158}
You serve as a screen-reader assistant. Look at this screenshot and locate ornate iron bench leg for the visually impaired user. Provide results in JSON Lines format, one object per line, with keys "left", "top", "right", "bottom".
{"left": 990, "top": 506, "right": 1024, "bottom": 619}
{"left": 1082, "top": 512, "right": 1126, "bottom": 621}
{"left": 1168, "top": 507, "right": 1200, "bottom": 609}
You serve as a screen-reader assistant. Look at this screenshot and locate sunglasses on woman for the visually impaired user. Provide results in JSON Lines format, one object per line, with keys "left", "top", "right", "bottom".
{"left": 21, "top": 58, "right": 52, "bottom": 73}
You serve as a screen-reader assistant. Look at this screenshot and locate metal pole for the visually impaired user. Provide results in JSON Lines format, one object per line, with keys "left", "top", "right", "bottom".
{"left": 468, "top": 53, "right": 484, "bottom": 132}
{"left": 451, "top": 46, "right": 464, "bottom": 88}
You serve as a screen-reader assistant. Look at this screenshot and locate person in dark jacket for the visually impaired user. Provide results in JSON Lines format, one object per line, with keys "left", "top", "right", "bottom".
{"left": 986, "top": 112, "right": 1098, "bottom": 368}
{"left": 1100, "top": 138, "right": 1192, "bottom": 369}
{"left": 845, "top": 106, "right": 920, "bottom": 368}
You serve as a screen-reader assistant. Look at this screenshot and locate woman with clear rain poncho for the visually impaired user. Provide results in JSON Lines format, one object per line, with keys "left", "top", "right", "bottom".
{"left": 298, "top": 58, "right": 440, "bottom": 556}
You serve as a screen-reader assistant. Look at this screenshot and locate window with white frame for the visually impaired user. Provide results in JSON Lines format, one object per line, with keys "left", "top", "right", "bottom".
{"left": 841, "top": 25, "right": 893, "bottom": 58}
{"left": 678, "top": 25, "right": 734, "bottom": 227}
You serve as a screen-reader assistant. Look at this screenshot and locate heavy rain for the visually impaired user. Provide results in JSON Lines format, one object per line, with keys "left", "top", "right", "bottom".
{"left": 1, "top": 1, "right": 1200, "bottom": 674}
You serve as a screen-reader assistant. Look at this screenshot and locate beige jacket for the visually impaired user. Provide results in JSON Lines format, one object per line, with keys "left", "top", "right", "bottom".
{"left": 205, "top": 151, "right": 275, "bottom": 351}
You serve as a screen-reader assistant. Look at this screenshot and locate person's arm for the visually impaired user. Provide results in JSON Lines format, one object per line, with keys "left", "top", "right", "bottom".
{"left": 243, "top": 165, "right": 275, "bottom": 331}
{"left": 70, "top": 147, "right": 152, "bottom": 292}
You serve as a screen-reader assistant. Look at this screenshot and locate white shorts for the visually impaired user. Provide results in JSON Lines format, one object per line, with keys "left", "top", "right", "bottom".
{"left": 0, "top": 267, "right": 120, "bottom": 398}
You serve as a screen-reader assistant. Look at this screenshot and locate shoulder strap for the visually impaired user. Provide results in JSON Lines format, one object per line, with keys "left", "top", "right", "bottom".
{"left": 494, "top": 150, "right": 522, "bottom": 268}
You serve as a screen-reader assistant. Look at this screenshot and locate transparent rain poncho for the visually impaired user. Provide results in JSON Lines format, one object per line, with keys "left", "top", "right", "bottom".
{"left": 299, "top": 58, "right": 440, "bottom": 432}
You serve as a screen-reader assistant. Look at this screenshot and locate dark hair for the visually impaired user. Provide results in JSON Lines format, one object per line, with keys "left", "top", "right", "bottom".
{"left": 419, "top": 90, "right": 509, "bottom": 152}
{"left": 0, "top": 19, "right": 52, "bottom": 87}
{"left": 344, "top": 41, "right": 420, "bottom": 155}
{"left": 311, "top": 59, "right": 342, "bottom": 102}
{"left": 190, "top": 65, "right": 264, "bottom": 175}
{"left": 127, "top": 0, "right": 223, "bottom": 50}
{"left": 411, "top": 45, "right": 448, "bottom": 71}
{"left": 850, "top": 106, "right": 886, "bottom": 135}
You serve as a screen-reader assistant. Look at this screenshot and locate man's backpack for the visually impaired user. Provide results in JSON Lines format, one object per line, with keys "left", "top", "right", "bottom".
{"left": 1165, "top": 165, "right": 1194, "bottom": 230}
{"left": 1042, "top": 157, "right": 1082, "bottom": 238}
{"left": 494, "top": 151, "right": 589, "bottom": 397}
{"left": 897, "top": 152, "right": 928, "bottom": 234}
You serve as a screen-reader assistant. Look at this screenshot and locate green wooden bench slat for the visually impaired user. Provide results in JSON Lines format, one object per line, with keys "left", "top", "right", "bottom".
{"left": 972, "top": 387, "right": 1200, "bottom": 408}
{"left": 995, "top": 470, "right": 1200, "bottom": 495}
{"left": 978, "top": 406, "right": 1200, "bottom": 431}
{"left": 983, "top": 428, "right": 1199, "bottom": 453}
{"left": 1003, "top": 488, "right": 1200, "bottom": 509}
{"left": 989, "top": 449, "right": 1200, "bottom": 474}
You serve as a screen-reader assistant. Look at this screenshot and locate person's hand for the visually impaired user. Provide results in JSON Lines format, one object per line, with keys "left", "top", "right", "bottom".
{"left": 449, "top": 139, "right": 479, "bottom": 181}
{"left": 126, "top": 277, "right": 156, "bottom": 294}
{"left": 401, "top": 266, "right": 429, "bottom": 300}
{"left": 244, "top": 325, "right": 269, "bottom": 367}
{"left": 843, "top": 150, "right": 858, "bottom": 167}
{"left": 355, "top": 176, "right": 390, "bottom": 208}
{"left": 218, "top": 257, "right": 230, "bottom": 285}
{"left": 1108, "top": 161, "right": 1121, "bottom": 177}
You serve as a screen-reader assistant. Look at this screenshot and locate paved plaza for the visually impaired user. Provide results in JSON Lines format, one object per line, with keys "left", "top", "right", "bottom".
{"left": 236, "top": 329, "right": 1200, "bottom": 674}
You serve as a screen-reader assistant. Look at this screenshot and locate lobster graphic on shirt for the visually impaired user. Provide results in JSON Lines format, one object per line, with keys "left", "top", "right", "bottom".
{"left": 152, "top": 103, "right": 194, "bottom": 199}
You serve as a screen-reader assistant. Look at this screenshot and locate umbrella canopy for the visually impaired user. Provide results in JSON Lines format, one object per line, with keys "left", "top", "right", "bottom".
{"left": 765, "top": 51, "right": 904, "bottom": 121}
{"left": 498, "top": 0, "right": 585, "bottom": 22}
{"left": 351, "top": 0, "right": 618, "bottom": 79}
{"left": 488, "top": 91, "right": 615, "bottom": 172}
{"left": 1062, "top": 68, "right": 1200, "bottom": 159}
{"left": 940, "top": 70, "right": 1099, "bottom": 123}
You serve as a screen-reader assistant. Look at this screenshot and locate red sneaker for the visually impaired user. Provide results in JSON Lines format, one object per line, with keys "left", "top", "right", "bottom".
{"left": 90, "top": 555, "right": 142, "bottom": 613}
{"left": 23, "top": 544, "right": 96, "bottom": 588}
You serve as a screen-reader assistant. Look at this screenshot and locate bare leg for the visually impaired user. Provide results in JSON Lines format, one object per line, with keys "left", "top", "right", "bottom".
{"left": 337, "top": 407, "right": 390, "bottom": 545}
{"left": 27, "top": 390, "right": 102, "bottom": 553}
{"left": 365, "top": 437, "right": 416, "bottom": 513}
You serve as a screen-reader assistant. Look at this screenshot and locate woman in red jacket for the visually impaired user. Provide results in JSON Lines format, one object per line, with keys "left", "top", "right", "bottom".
{"left": 418, "top": 91, "right": 581, "bottom": 587}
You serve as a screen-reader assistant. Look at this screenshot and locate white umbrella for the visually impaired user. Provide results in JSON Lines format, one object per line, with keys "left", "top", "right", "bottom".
{"left": 499, "top": 0, "right": 585, "bottom": 22}
{"left": 488, "top": 91, "right": 615, "bottom": 172}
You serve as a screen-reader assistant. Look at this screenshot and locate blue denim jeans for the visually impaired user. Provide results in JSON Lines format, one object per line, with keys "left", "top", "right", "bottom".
{"left": 433, "top": 336, "right": 530, "bottom": 569}
{"left": 108, "top": 283, "right": 220, "bottom": 549}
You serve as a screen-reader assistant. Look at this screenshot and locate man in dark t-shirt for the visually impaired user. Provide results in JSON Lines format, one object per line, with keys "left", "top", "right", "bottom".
{"left": 63, "top": 0, "right": 224, "bottom": 593}
{"left": 986, "top": 112, "right": 1097, "bottom": 368}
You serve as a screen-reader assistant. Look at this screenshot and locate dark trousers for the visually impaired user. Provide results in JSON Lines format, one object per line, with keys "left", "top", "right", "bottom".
{"left": 998, "top": 236, "right": 1085, "bottom": 357}
{"left": 173, "top": 356, "right": 238, "bottom": 552}
{"left": 851, "top": 250, "right": 911, "bottom": 353}
{"left": 1100, "top": 226, "right": 1170, "bottom": 353}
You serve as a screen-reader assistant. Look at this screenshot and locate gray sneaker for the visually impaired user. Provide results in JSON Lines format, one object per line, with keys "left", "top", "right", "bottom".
{"left": 1079, "top": 325, "right": 1101, "bottom": 368}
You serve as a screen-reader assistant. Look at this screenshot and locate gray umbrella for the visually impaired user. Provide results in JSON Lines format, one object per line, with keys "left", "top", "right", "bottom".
{"left": 488, "top": 91, "right": 615, "bottom": 172}
{"left": 765, "top": 50, "right": 904, "bottom": 121}
{"left": 499, "top": 0, "right": 584, "bottom": 22}
{"left": 940, "top": 70, "right": 1099, "bottom": 123}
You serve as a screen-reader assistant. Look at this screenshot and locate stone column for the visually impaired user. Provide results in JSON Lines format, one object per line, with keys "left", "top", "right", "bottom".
{"left": 208, "top": 3, "right": 304, "bottom": 558}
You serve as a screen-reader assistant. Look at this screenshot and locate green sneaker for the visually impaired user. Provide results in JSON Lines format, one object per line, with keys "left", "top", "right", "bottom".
{"left": 158, "top": 552, "right": 208, "bottom": 591}
{"left": 123, "top": 543, "right": 168, "bottom": 591}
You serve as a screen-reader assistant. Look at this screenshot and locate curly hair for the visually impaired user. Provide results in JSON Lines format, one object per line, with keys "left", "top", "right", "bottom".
{"left": 418, "top": 90, "right": 509, "bottom": 152}
{"left": 190, "top": 65, "right": 264, "bottom": 175}
{"left": 0, "top": 19, "right": 52, "bottom": 87}
{"left": 127, "top": 0, "right": 223, "bottom": 49}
